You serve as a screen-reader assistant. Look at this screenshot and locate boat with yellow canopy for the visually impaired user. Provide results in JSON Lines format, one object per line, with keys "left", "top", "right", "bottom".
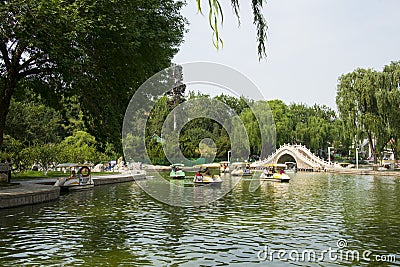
{"left": 260, "top": 163, "right": 290, "bottom": 183}
{"left": 193, "top": 163, "right": 222, "bottom": 185}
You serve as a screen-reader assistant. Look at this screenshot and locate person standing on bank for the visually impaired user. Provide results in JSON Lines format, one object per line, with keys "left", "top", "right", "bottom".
{"left": 6, "top": 157, "right": 12, "bottom": 183}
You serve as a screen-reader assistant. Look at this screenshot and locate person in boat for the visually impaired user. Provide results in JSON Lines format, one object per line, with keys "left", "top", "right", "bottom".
{"left": 69, "top": 169, "right": 76, "bottom": 179}
{"left": 279, "top": 168, "right": 285, "bottom": 175}
{"left": 268, "top": 167, "right": 273, "bottom": 177}
{"left": 195, "top": 170, "right": 203, "bottom": 182}
{"left": 245, "top": 164, "right": 250, "bottom": 174}
{"left": 200, "top": 167, "right": 211, "bottom": 175}
{"left": 172, "top": 165, "right": 177, "bottom": 172}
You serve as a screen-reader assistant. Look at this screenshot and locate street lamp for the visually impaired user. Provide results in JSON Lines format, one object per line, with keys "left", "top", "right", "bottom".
{"left": 328, "top": 147, "right": 334, "bottom": 165}
{"left": 227, "top": 150, "right": 232, "bottom": 164}
{"left": 356, "top": 147, "right": 359, "bottom": 169}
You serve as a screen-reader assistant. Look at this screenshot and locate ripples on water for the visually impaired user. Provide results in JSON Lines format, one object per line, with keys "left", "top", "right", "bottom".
{"left": 0, "top": 173, "right": 399, "bottom": 266}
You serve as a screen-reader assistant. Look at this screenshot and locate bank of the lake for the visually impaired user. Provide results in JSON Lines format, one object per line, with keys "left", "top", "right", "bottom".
{"left": 326, "top": 167, "right": 400, "bottom": 177}
{"left": 0, "top": 172, "right": 399, "bottom": 266}
{"left": 0, "top": 172, "right": 146, "bottom": 209}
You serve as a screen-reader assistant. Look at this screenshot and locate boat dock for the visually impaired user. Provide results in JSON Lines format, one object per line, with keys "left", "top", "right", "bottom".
{"left": 92, "top": 171, "right": 146, "bottom": 185}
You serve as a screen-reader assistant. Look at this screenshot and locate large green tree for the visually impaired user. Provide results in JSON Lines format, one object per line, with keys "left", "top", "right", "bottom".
{"left": 5, "top": 97, "right": 62, "bottom": 146}
{"left": 0, "top": 0, "right": 186, "bottom": 149}
{"left": 336, "top": 62, "right": 400, "bottom": 164}
{"left": 379, "top": 62, "right": 400, "bottom": 159}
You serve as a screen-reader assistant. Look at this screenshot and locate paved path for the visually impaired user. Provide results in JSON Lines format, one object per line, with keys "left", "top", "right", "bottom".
{"left": 0, "top": 183, "right": 60, "bottom": 209}
{"left": 0, "top": 171, "right": 146, "bottom": 209}
{"left": 326, "top": 168, "right": 400, "bottom": 177}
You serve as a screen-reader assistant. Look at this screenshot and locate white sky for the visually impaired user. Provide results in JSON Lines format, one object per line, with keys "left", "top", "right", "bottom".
{"left": 173, "top": 0, "right": 400, "bottom": 109}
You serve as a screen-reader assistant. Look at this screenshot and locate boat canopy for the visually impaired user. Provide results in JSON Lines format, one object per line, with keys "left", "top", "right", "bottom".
{"left": 231, "top": 162, "right": 248, "bottom": 166}
{"left": 201, "top": 163, "right": 220, "bottom": 168}
{"left": 170, "top": 163, "right": 185, "bottom": 167}
{"left": 263, "top": 163, "right": 287, "bottom": 168}
{"left": 250, "top": 162, "right": 259, "bottom": 168}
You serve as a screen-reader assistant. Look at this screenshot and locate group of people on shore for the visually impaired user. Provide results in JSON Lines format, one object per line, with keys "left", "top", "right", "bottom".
{"left": 0, "top": 157, "right": 12, "bottom": 183}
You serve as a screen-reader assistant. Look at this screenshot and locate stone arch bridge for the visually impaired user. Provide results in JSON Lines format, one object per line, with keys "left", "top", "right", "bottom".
{"left": 253, "top": 144, "right": 331, "bottom": 171}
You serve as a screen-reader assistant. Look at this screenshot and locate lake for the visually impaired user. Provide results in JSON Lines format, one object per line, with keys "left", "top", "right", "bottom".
{"left": 0, "top": 172, "right": 399, "bottom": 266}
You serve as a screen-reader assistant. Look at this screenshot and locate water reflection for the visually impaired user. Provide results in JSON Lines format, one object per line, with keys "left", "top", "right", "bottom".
{"left": 0, "top": 172, "right": 399, "bottom": 266}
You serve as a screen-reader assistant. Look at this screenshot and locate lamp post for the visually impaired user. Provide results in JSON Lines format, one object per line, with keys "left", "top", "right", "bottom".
{"left": 356, "top": 147, "right": 359, "bottom": 169}
{"left": 227, "top": 150, "right": 232, "bottom": 164}
{"left": 328, "top": 147, "right": 334, "bottom": 165}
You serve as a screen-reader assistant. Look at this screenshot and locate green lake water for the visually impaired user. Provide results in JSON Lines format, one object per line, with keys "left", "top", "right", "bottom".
{"left": 0, "top": 172, "right": 399, "bottom": 266}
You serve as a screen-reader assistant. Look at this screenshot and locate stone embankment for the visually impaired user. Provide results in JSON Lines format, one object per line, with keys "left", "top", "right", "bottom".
{"left": 0, "top": 171, "right": 146, "bottom": 209}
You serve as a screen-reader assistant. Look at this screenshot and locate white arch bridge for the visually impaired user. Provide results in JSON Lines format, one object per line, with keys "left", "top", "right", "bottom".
{"left": 253, "top": 144, "right": 332, "bottom": 171}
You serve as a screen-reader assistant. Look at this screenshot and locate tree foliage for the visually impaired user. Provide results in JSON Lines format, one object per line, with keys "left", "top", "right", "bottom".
{"left": 5, "top": 97, "right": 62, "bottom": 146}
{"left": 336, "top": 61, "right": 400, "bottom": 164}
{"left": 0, "top": 0, "right": 186, "bottom": 149}
{"left": 21, "top": 144, "right": 60, "bottom": 174}
{"left": 58, "top": 131, "right": 99, "bottom": 163}
{"left": 197, "top": 0, "right": 268, "bottom": 59}
{"left": 142, "top": 92, "right": 342, "bottom": 165}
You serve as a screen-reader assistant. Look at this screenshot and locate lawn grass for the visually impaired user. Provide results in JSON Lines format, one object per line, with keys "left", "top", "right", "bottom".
{"left": 13, "top": 170, "right": 120, "bottom": 180}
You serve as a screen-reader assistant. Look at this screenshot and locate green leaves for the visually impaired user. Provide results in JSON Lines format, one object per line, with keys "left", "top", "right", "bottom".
{"left": 197, "top": 0, "right": 268, "bottom": 60}
{"left": 5, "top": 97, "right": 62, "bottom": 146}
{"left": 21, "top": 144, "right": 60, "bottom": 174}
{"left": 336, "top": 62, "right": 400, "bottom": 162}
{"left": 1, "top": 0, "right": 186, "bottom": 149}
{"left": 144, "top": 91, "right": 339, "bottom": 163}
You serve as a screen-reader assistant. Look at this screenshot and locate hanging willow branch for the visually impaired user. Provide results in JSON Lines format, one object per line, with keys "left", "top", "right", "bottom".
{"left": 196, "top": 0, "right": 268, "bottom": 60}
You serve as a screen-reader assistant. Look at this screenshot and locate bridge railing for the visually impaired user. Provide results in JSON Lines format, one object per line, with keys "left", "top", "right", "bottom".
{"left": 253, "top": 143, "right": 332, "bottom": 169}
{"left": 294, "top": 145, "right": 331, "bottom": 167}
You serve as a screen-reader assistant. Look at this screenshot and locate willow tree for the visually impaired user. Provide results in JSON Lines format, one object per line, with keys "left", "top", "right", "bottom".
{"left": 336, "top": 63, "right": 400, "bottom": 164}
{"left": 378, "top": 62, "right": 400, "bottom": 159}
{"left": 198, "top": 0, "right": 268, "bottom": 59}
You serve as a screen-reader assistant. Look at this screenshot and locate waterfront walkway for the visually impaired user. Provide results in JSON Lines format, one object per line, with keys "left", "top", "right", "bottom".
{"left": 0, "top": 171, "right": 146, "bottom": 209}
{"left": 0, "top": 183, "right": 60, "bottom": 209}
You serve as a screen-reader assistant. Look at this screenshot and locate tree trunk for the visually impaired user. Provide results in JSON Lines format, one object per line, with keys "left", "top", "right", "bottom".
{"left": 0, "top": 107, "right": 5, "bottom": 149}
{"left": 367, "top": 133, "right": 378, "bottom": 170}
{"left": 0, "top": 80, "right": 15, "bottom": 150}
{"left": 390, "top": 143, "right": 398, "bottom": 161}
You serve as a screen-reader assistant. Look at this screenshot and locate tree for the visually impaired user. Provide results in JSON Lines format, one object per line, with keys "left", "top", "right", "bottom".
{"left": 197, "top": 0, "right": 268, "bottom": 59}
{"left": 379, "top": 62, "right": 400, "bottom": 160}
{"left": 214, "top": 94, "right": 250, "bottom": 115}
{"left": 336, "top": 63, "right": 400, "bottom": 165}
{"left": 165, "top": 64, "right": 186, "bottom": 131}
{"left": 268, "top": 100, "right": 292, "bottom": 145}
{"left": 0, "top": 0, "right": 186, "bottom": 149}
{"left": 76, "top": 0, "right": 186, "bottom": 149}
{"left": 5, "top": 97, "right": 62, "bottom": 146}
{"left": 58, "top": 131, "right": 99, "bottom": 163}
{"left": 1, "top": 0, "right": 75, "bottom": 148}
{"left": 21, "top": 144, "right": 60, "bottom": 174}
